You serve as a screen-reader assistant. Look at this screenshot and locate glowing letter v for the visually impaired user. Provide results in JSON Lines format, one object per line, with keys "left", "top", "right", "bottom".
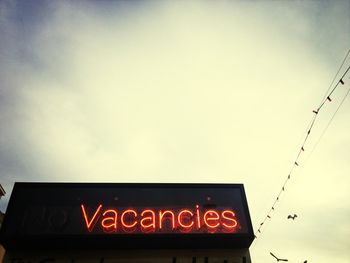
{"left": 81, "top": 204, "right": 102, "bottom": 232}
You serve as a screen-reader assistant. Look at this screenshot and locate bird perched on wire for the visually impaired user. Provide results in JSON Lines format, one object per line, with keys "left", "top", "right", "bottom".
{"left": 270, "top": 252, "right": 288, "bottom": 262}
{"left": 287, "top": 214, "right": 297, "bottom": 220}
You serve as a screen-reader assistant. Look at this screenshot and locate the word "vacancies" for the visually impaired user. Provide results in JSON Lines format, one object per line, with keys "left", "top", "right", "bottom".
{"left": 80, "top": 204, "right": 239, "bottom": 233}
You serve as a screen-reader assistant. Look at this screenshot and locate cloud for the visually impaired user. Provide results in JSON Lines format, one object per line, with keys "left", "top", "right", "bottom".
{"left": 0, "top": 0, "right": 349, "bottom": 262}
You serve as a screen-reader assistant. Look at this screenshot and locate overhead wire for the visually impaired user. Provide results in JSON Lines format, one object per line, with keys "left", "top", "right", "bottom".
{"left": 252, "top": 49, "right": 350, "bottom": 243}
{"left": 307, "top": 83, "right": 350, "bottom": 161}
{"left": 320, "top": 49, "right": 350, "bottom": 103}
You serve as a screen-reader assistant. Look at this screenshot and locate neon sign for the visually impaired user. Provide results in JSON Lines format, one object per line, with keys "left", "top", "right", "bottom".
{"left": 81, "top": 204, "right": 239, "bottom": 234}
{"left": 0, "top": 183, "right": 255, "bottom": 250}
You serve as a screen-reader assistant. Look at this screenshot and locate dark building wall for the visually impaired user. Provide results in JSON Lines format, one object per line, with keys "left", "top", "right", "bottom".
{"left": 0, "top": 184, "right": 5, "bottom": 262}
{"left": 0, "top": 212, "right": 5, "bottom": 262}
{"left": 3, "top": 249, "right": 251, "bottom": 263}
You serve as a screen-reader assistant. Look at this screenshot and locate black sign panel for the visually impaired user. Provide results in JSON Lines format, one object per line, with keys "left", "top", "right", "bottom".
{"left": 0, "top": 183, "right": 254, "bottom": 249}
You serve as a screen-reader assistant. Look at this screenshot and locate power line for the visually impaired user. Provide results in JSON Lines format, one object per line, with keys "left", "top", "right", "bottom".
{"left": 320, "top": 49, "right": 350, "bottom": 103}
{"left": 253, "top": 50, "right": 350, "bottom": 242}
{"left": 317, "top": 65, "right": 350, "bottom": 111}
{"left": 308, "top": 84, "right": 350, "bottom": 159}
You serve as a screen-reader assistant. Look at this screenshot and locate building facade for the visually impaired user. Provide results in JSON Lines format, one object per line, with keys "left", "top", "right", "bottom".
{"left": 0, "top": 184, "right": 6, "bottom": 263}
{"left": 0, "top": 183, "right": 254, "bottom": 263}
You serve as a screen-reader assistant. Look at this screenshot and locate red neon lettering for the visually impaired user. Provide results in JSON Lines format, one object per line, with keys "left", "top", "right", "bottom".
{"left": 196, "top": 205, "right": 201, "bottom": 229}
{"left": 121, "top": 209, "right": 138, "bottom": 228}
{"left": 221, "top": 210, "right": 238, "bottom": 228}
{"left": 81, "top": 204, "right": 102, "bottom": 231}
{"left": 81, "top": 204, "right": 240, "bottom": 234}
{"left": 178, "top": 209, "right": 194, "bottom": 228}
{"left": 101, "top": 209, "right": 118, "bottom": 231}
{"left": 140, "top": 210, "right": 156, "bottom": 229}
{"left": 204, "top": 210, "right": 220, "bottom": 228}
{"left": 159, "top": 210, "right": 175, "bottom": 229}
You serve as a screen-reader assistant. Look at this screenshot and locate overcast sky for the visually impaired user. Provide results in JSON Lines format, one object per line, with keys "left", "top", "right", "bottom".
{"left": 1, "top": 0, "right": 350, "bottom": 262}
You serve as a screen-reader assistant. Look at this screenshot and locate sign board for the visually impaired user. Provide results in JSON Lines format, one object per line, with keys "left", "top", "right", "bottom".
{"left": 0, "top": 183, "right": 254, "bottom": 249}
